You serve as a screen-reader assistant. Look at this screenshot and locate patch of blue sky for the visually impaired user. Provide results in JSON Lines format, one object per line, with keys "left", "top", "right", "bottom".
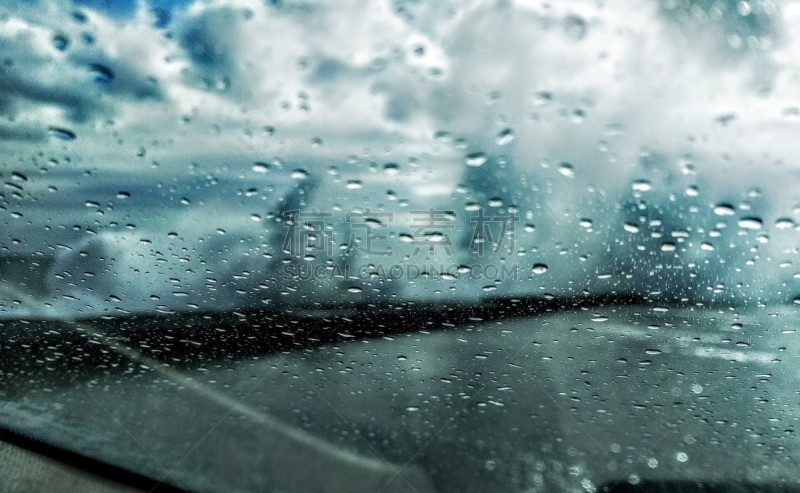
{"left": 71, "top": 0, "right": 193, "bottom": 20}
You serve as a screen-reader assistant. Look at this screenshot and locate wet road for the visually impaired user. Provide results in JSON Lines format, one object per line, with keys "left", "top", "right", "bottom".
{"left": 2, "top": 305, "right": 800, "bottom": 492}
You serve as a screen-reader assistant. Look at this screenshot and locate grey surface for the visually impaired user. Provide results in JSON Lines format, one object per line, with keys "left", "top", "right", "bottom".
{"left": 3, "top": 306, "right": 799, "bottom": 492}
{"left": 0, "top": 441, "right": 140, "bottom": 493}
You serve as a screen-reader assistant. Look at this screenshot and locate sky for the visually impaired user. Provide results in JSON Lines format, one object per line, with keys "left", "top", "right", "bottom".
{"left": 2, "top": 0, "right": 800, "bottom": 317}
{"left": 73, "top": 0, "right": 192, "bottom": 19}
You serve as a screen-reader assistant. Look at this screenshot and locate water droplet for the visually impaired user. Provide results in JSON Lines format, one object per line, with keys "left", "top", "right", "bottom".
{"left": 383, "top": 162, "right": 400, "bottom": 175}
{"left": 675, "top": 452, "right": 688, "bottom": 463}
{"left": 713, "top": 203, "right": 735, "bottom": 216}
{"left": 48, "top": 127, "right": 76, "bottom": 141}
{"left": 398, "top": 233, "right": 414, "bottom": 243}
{"left": 465, "top": 152, "right": 488, "bottom": 167}
{"left": 117, "top": 191, "right": 130, "bottom": 199}
{"left": 250, "top": 214, "right": 261, "bottom": 221}
{"left": 558, "top": 162, "right": 575, "bottom": 178}
{"left": 488, "top": 197, "right": 504, "bottom": 207}
{"left": 424, "top": 232, "right": 445, "bottom": 242}
{"left": 346, "top": 180, "right": 363, "bottom": 190}
{"left": 564, "top": 15, "right": 588, "bottom": 40}
{"left": 495, "top": 128, "right": 514, "bottom": 145}
{"left": 738, "top": 1, "right": 752, "bottom": 16}
{"left": 738, "top": 217, "right": 763, "bottom": 230}
{"left": 435, "top": 130, "right": 452, "bottom": 142}
{"left": 775, "top": 217, "right": 795, "bottom": 230}
{"left": 53, "top": 33, "right": 70, "bottom": 51}
{"left": 291, "top": 169, "right": 309, "bottom": 179}
{"left": 347, "top": 286, "right": 363, "bottom": 293}
{"left": 532, "top": 263, "right": 548, "bottom": 274}
{"left": 364, "top": 218, "right": 383, "bottom": 228}
{"left": 89, "top": 63, "right": 114, "bottom": 84}
{"left": 151, "top": 7, "right": 171, "bottom": 28}
{"left": 251, "top": 162, "right": 270, "bottom": 173}
{"left": 631, "top": 180, "right": 652, "bottom": 192}
{"left": 623, "top": 223, "right": 640, "bottom": 233}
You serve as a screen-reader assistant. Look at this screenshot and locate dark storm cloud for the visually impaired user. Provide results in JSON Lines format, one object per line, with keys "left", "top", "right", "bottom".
{"left": 0, "top": 123, "right": 46, "bottom": 142}
{"left": 177, "top": 6, "right": 242, "bottom": 94}
{"left": 0, "top": 17, "right": 164, "bottom": 140}
{"left": 0, "top": 64, "right": 105, "bottom": 123}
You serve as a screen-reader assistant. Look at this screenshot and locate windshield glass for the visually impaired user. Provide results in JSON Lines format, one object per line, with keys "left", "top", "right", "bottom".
{"left": 2, "top": 0, "right": 800, "bottom": 492}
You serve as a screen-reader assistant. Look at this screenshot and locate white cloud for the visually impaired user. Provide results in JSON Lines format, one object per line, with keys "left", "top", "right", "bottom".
{"left": 2, "top": 0, "right": 800, "bottom": 317}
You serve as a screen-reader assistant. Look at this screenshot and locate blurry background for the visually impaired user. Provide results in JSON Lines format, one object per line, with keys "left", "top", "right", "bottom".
{"left": 2, "top": 0, "right": 800, "bottom": 318}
